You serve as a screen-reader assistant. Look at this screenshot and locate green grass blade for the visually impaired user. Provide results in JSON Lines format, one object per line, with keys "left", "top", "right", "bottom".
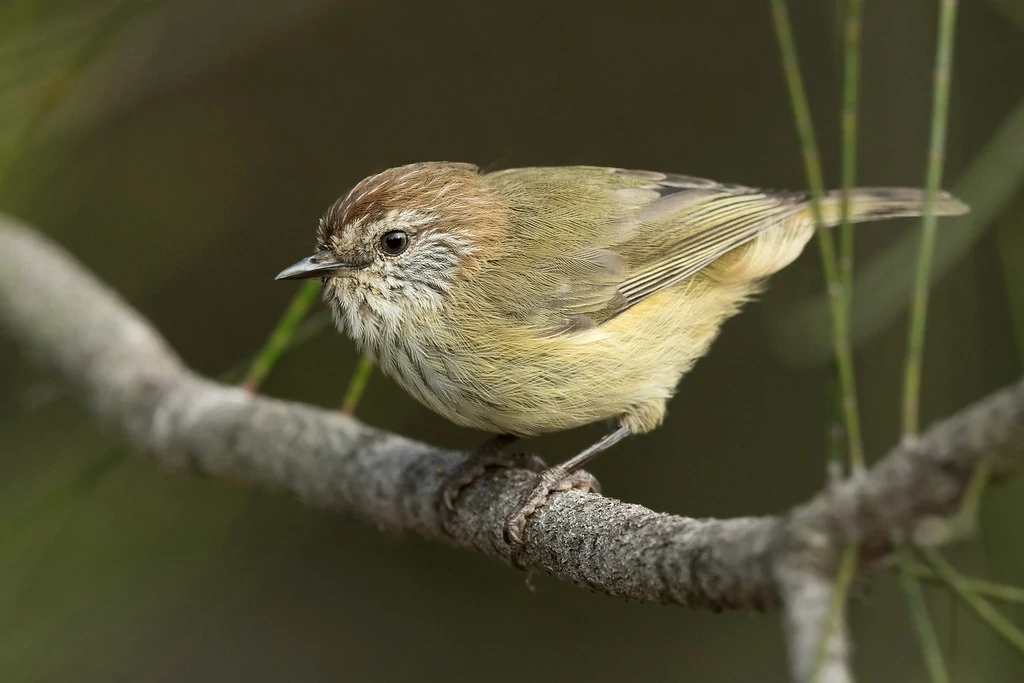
{"left": 341, "top": 355, "right": 375, "bottom": 415}
{"left": 901, "top": 0, "right": 960, "bottom": 437}
{"left": 893, "top": 2, "right": 959, "bottom": 678}
{"left": 770, "top": 2, "right": 867, "bottom": 674}
{"left": 222, "top": 311, "right": 331, "bottom": 385}
{"left": 923, "top": 550, "right": 1024, "bottom": 655}
{"left": 838, "top": 0, "right": 863, "bottom": 310}
{"left": 774, "top": 92, "right": 1024, "bottom": 366}
{"left": 913, "top": 565, "right": 1024, "bottom": 605}
{"left": 810, "top": 544, "right": 859, "bottom": 683}
{"left": 897, "top": 547, "right": 951, "bottom": 682}
{"left": 769, "top": 0, "right": 864, "bottom": 472}
{"left": 241, "top": 279, "right": 322, "bottom": 391}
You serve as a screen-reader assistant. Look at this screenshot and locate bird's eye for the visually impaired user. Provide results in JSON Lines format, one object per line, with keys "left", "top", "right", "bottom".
{"left": 379, "top": 230, "right": 410, "bottom": 256}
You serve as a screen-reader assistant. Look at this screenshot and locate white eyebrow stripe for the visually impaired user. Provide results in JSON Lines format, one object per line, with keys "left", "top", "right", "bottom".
{"left": 382, "top": 209, "right": 437, "bottom": 229}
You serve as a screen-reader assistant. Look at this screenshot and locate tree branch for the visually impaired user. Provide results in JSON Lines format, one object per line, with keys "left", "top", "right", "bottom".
{"left": 2, "top": 215, "right": 1022, "bottom": 681}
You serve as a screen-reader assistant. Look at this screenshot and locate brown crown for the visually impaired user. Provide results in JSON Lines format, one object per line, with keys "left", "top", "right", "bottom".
{"left": 319, "top": 162, "right": 501, "bottom": 242}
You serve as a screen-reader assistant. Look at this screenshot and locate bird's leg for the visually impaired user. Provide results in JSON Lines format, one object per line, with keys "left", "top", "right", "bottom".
{"left": 504, "top": 424, "right": 631, "bottom": 550}
{"left": 440, "top": 433, "right": 546, "bottom": 535}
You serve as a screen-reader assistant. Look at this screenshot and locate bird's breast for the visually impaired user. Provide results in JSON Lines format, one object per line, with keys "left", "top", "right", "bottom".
{"left": 328, "top": 277, "right": 757, "bottom": 436}
{"left": 330, "top": 287, "right": 479, "bottom": 424}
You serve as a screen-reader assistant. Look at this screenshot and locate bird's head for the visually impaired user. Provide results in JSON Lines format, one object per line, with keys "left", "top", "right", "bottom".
{"left": 277, "top": 162, "right": 502, "bottom": 333}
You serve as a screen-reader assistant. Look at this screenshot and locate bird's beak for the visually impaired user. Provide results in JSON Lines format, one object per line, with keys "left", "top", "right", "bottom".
{"left": 275, "top": 252, "right": 355, "bottom": 281}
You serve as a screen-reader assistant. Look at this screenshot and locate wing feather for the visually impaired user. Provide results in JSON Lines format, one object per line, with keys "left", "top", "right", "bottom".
{"left": 479, "top": 166, "right": 806, "bottom": 332}
{"left": 617, "top": 195, "right": 800, "bottom": 308}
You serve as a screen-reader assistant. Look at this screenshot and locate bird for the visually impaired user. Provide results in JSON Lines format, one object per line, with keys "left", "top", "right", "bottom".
{"left": 276, "top": 162, "right": 968, "bottom": 548}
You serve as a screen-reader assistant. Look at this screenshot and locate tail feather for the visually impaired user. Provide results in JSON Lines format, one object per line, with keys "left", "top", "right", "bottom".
{"left": 811, "top": 188, "right": 969, "bottom": 227}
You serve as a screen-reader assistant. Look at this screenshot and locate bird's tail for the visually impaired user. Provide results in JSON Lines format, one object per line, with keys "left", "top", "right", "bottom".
{"left": 808, "top": 188, "right": 969, "bottom": 227}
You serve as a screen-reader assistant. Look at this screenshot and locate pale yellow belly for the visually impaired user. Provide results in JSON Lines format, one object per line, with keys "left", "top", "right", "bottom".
{"left": 389, "top": 278, "right": 755, "bottom": 437}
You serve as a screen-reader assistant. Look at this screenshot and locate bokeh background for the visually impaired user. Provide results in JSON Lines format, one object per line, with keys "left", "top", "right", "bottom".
{"left": 2, "top": 0, "right": 1024, "bottom": 681}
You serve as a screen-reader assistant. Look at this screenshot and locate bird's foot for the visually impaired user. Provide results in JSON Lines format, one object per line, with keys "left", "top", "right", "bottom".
{"left": 503, "top": 465, "right": 602, "bottom": 560}
{"left": 440, "top": 435, "right": 545, "bottom": 535}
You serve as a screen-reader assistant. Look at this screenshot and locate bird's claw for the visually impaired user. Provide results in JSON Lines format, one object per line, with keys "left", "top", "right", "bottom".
{"left": 440, "top": 448, "right": 546, "bottom": 534}
{"left": 504, "top": 467, "right": 602, "bottom": 562}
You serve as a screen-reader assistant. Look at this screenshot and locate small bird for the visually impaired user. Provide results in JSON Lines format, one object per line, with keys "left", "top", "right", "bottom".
{"left": 277, "top": 162, "right": 968, "bottom": 546}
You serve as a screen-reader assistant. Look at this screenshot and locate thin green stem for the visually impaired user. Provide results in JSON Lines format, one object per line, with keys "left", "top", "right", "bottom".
{"left": 948, "top": 455, "right": 992, "bottom": 535}
{"left": 770, "top": 0, "right": 828, "bottom": 210}
{"left": 770, "top": 4, "right": 868, "bottom": 674}
{"left": 810, "top": 544, "right": 859, "bottom": 683}
{"left": 838, "top": 0, "right": 863, "bottom": 309}
{"left": 241, "top": 279, "right": 322, "bottom": 391}
{"left": 223, "top": 311, "right": 331, "bottom": 385}
{"left": 901, "top": 0, "right": 959, "bottom": 437}
{"left": 770, "top": 0, "right": 864, "bottom": 472}
{"left": 341, "top": 355, "right": 375, "bottom": 415}
{"left": 913, "top": 565, "right": 1024, "bottom": 605}
{"left": 892, "top": 4, "right": 959, "bottom": 679}
{"left": 922, "top": 549, "right": 1024, "bottom": 655}
{"left": 826, "top": 376, "right": 847, "bottom": 471}
{"left": 897, "top": 547, "right": 951, "bottom": 682}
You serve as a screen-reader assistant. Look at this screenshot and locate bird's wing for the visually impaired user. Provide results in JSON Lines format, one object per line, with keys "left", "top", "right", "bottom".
{"left": 479, "top": 166, "right": 807, "bottom": 333}
{"left": 610, "top": 169, "right": 809, "bottom": 312}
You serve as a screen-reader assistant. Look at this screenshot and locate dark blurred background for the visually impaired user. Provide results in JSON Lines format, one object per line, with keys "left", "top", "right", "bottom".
{"left": 2, "top": 0, "right": 1023, "bottom": 681}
